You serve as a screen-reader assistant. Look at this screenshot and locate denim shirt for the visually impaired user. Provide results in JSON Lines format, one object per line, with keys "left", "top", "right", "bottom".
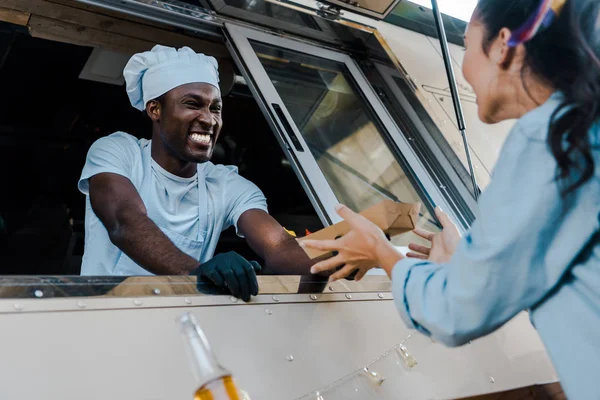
{"left": 392, "top": 93, "right": 600, "bottom": 399}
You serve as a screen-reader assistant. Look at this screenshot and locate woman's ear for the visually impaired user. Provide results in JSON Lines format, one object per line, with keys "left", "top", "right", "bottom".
{"left": 491, "top": 27, "right": 518, "bottom": 69}
{"left": 146, "top": 100, "right": 161, "bottom": 122}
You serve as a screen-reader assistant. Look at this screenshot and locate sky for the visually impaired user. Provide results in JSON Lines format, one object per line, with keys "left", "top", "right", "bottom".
{"left": 409, "top": 0, "right": 478, "bottom": 22}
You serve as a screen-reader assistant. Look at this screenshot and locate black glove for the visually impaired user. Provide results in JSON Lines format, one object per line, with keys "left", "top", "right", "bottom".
{"left": 192, "top": 252, "right": 261, "bottom": 302}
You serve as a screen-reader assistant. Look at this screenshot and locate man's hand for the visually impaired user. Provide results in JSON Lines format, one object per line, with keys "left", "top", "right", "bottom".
{"left": 300, "top": 204, "right": 403, "bottom": 281}
{"left": 237, "top": 209, "right": 316, "bottom": 275}
{"left": 407, "top": 207, "right": 462, "bottom": 263}
{"left": 192, "top": 252, "right": 261, "bottom": 302}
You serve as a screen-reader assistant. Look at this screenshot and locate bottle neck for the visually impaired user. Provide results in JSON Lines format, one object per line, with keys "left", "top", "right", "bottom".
{"left": 180, "top": 314, "right": 230, "bottom": 386}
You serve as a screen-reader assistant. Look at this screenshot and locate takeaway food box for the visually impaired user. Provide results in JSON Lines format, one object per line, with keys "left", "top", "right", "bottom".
{"left": 297, "top": 200, "right": 421, "bottom": 259}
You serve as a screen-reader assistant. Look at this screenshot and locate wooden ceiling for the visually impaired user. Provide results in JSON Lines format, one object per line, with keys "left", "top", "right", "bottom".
{"left": 0, "top": 0, "right": 229, "bottom": 57}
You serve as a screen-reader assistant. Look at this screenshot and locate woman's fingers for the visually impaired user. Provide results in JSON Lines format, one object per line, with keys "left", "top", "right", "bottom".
{"left": 413, "top": 228, "right": 435, "bottom": 241}
{"left": 408, "top": 243, "right": 431, "bottom": 255}
{"left": 335, "top": 204, "right": 371, "bottom": 230}
{"left": 406, "top": 252, "right": 428, "bottom": 260}
{"left": 310, "top": 255, "right": 345, "bottom": 274}
{"left": 329, "top": 264, "right": 358, "bottom": 282}
{"left": 434, "top": 206, "right": 454, "bottom": 229}
{"left": 354, "top": 268, "right": 368, "bottom": 281}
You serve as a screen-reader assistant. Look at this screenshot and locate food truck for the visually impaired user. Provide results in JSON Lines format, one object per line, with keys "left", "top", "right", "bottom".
{"left": 0, "top": 0, "right": 561, "bottom": 398}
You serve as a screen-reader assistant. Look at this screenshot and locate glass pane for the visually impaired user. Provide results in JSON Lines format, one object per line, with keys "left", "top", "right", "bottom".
{"left": 373, "top": 27, "right": 515, "bottom": 189}
{"left": 251, "top": 41, "right": 440, "bottom": 248}
{"left": 0, "top": 276, "right": 392, "bottom": 298}
{"left": 407, "top": 76, "right": 500, "bottom": 188}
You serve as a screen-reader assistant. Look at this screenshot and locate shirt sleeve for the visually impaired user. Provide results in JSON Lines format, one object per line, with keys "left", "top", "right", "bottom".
{"left": 78, "top": 132, "right": 140, "bottom": 195}
{"left": 392, "top": 124, "right": 600, "bottom": 347}
{"left": 222, "top": 168, "right": 269, "bottom": 236}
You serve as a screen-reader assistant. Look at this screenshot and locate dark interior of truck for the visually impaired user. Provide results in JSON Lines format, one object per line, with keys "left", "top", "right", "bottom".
{"left": 0, "top": 22, "right": 323, "bottom": 275}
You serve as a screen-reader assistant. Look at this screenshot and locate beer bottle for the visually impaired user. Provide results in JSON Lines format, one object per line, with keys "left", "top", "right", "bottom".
{"left": 179, "top": 312, "right": 244, "bottom": 400}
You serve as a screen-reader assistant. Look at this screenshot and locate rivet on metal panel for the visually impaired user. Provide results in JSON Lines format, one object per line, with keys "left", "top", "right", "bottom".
{"left": 489, "top": 377, "right": 495, "bottom": 383}
{"left": 184, "top": 298, "right": 192, "bottom": 305}
{"left": 133, "top": 299, "right": 143, "bottom": 306}
{"left": 265, "top": 308, "right": 273, "bottom": 315}
{"left": 345, "top": 294, "right": 352, "bottom": 300}
{"left": 152, "top": 288, "right": 161, "bottom": 295}
{"left": 230, "top": 296, "right": 239, "bottom": 303}
{"left": 272, "top": 296, "right": 280, "bottom": 303}
{"left": 34, "top": 290, "right": 44, "bottom": 298}
{"left": 377, "top": 293, "right": 384, "bottom": 299}
{"left": 310, "top": 294, "right": 318, "bottom": 301}
{"left": 286, "top": 355, "right": 294, "bottom": 362}
{"left": 328, "top": 286, "right": 334, "bottom": 291}
{"left": 363, "top": 367, "right": 385, "bottom": 386}
{"left": 13, "top": 303, "right": 23, "bottom": 311}
{"left": 76, "top": 301, "right": 87, "bottom": 309}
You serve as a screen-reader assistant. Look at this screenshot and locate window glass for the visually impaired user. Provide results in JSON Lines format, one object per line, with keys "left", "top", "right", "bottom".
{"left": 377, "top": 28, "right": 515, "bottom": 189}
{"left": 251, "top": 41, "right": 440, "bottom": 247}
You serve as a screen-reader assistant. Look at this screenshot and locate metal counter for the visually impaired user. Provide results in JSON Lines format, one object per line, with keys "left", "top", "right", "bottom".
{"left": 0, "top": 275, "right": 557, "bottom": 399}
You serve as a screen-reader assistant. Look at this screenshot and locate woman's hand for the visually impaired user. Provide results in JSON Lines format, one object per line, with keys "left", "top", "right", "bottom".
{"left": 407, "top": 207, "right": 462, "bottom": 264}
{"left": 299, "top": 204, "right": 403, "bottom": 282}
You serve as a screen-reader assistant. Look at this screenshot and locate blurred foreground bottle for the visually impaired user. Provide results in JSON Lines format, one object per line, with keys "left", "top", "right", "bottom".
{"left": 179, "top": 312, "right": 247, "bottom": 400}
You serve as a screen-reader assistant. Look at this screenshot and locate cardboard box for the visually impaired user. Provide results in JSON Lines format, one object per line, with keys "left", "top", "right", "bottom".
{"left": 297, "top": 200, "right": 421, "bottom": 259}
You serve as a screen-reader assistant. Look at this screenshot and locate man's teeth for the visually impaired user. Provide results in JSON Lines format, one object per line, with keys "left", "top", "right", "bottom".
{"left": 190, "top": 133, "right": 211, "bottom": 144}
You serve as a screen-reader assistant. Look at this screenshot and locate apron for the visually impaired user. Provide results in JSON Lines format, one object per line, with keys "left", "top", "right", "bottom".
{"left": 112, "top": 144, "right": 209, "bottom": 276}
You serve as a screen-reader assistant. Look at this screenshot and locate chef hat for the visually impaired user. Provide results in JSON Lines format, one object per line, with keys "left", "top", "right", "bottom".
{"left": 123, "top": 45, "right": 220, "bottom": 111}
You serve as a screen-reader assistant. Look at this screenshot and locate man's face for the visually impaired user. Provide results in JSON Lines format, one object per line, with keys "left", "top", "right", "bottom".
{"left": 154, "top": 82, "right": 223, "bottom": 164}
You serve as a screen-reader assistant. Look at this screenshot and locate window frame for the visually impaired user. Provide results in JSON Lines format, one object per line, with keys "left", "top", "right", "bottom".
{"left": 225, "top": 22, "right": 466, "bottom": 229}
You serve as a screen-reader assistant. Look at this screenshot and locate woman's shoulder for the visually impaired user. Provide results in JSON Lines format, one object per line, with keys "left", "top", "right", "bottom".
{"left": 512, "top": 92, "right": 599, "bottom": 151}
{"left": 513, "top": 92, "right": 565, "bottom": 142}
{"left": 490, "top": 96, "right": 563, "bottom": 178}
{"left": 496, "top": 93, "right": 600, "bottom": 178}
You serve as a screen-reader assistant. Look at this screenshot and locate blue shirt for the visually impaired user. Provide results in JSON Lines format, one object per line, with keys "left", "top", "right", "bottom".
{"left": 392, "top": 93, "right": 599, "bottom": 399}
{"left": 78, "top": 132, "right": 268, "bottom": 276}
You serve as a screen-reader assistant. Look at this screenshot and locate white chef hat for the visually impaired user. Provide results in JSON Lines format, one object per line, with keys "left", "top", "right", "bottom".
{"left": 123, "top": 45, "right": 220, "bottom": 111}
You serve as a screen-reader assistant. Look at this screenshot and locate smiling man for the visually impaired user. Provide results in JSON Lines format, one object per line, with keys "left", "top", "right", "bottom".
{"left": 77, "top": 45, "right": 314, "bottom": 301}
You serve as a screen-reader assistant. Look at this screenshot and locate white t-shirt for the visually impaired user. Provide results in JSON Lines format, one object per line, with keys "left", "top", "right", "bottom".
{"left": 78, "top": 132, "right": 268, "bottom": 276}
{"left": 150, "top": 160, "right": 201, "bottom": 240}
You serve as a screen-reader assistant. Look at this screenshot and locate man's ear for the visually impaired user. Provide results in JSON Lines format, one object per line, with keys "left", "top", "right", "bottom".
{"left": 491, "top": 27, "right": 518, "bottom": 69}
{"left": 146, "top": 100, "right": 161, "bottom": 122}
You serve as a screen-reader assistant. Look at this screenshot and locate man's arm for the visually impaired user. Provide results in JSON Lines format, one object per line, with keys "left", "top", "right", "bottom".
{"left": 89, "top": 172, "right": 199, "bottom": 275}
{"left": 237, "top": 209, "right": 317, "bottom": 275}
